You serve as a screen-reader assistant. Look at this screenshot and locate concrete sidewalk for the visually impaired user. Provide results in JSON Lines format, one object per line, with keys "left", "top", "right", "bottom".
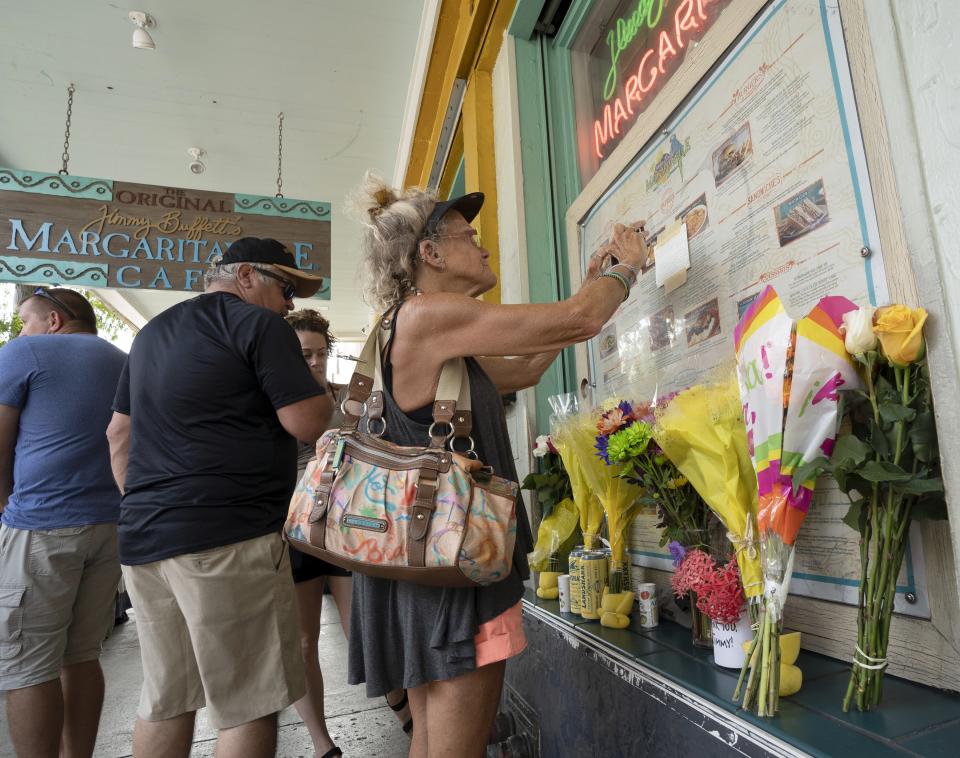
{"left": 0, "top": 601, "right": 410, "bottom": 757}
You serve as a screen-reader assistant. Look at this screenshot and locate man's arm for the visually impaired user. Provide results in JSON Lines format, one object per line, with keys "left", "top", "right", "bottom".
{"left": 0, "top": 404, "right": 19, "bottom": 510}
{"left": 106, "top": 412, "right": 131, "bottom": 495}
{"left": 276, "top": 393, "right": 333, "bottom": 444}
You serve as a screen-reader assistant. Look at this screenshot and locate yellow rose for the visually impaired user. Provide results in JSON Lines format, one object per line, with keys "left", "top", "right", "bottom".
{"left": 873, "top": 305, "right": 928, "bottom": 365}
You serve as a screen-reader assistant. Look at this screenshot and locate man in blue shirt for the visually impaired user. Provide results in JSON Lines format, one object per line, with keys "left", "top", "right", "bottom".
{"left": 0, "top": 288, "right": 126, "bottom": 758}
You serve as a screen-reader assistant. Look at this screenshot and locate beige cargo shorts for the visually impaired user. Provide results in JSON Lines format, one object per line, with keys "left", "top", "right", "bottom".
{"left": 0, "top": 522, "right": 120, "bottom": 691}
{"left": 122, "top": 532, "right": 305, "bottom": 729}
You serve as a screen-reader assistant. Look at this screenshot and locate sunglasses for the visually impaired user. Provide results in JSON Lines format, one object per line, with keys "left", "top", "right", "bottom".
{"left": 254, "top": 267, "right": 296, "bottom": 301}
{"left": 33, "top": 287, "right": 78, "bottom": 320}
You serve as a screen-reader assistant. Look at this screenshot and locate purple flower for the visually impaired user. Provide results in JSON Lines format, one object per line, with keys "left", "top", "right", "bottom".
{"left": 595, "top": 435, "right": 611, "bottom": 464}
{"left": 668, "top": 540, "right": 686, "bottom": 567}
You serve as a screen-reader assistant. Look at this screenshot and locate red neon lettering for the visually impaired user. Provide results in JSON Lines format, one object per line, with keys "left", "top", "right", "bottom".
{"left": 594, "top": 103, "right": 616, "bottom": 159}
{"left": 674, "top": 0, "right": 699, "bottom": 48}
{"left": 697, "top": 0, "right": 719, "bottom": 21}
{"left": 637, "top": 48, "right": 658, "bottom": 92}
{"left": 624, "top": 75, "right": 641, "bottom": 114}
{"left": 657, "top": 29, "right": 678, "bottom": 73}
{"left": 613, "top": 98, "right": 630, "bottom": 134}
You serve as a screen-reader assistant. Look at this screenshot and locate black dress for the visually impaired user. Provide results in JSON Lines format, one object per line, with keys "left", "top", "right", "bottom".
{"left": 347, "top": 317, "right": 533, "bottom": 696}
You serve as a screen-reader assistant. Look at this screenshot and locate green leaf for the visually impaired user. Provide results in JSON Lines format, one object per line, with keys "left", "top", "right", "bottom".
{"left": 842, "top": 498, "right": 867, "bottom": 532}
{"left": 910, "top": 411, "right": 937, "bottom": 464}
{"left": 868, "top": 418, "right": 890, "bottom": 457}
{"left": 912, "top": 494, "right": 948, "bottom": 521}
{"left": 792, "top": 456, "right": 829, "bottom": 493}
{"left": 895, "top": 476, "right": 944, "bottom": 495}
{"left": 879, "top": 403, "right": 916, "bottom": 424}
{"left": 859, "top": 460, "right": 913, "bottom": 483}
{"left": 830, "top": 435, "right": 873, "bottom": 468}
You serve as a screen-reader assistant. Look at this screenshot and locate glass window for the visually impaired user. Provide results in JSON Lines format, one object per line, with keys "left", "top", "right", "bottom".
{"left": 570, "top": 0, "right": 734, "bottom": 185}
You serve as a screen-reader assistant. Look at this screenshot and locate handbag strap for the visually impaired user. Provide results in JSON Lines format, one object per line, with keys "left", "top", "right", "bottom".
{"left": 340, "top": 306, "right": 473, "bottom": 450}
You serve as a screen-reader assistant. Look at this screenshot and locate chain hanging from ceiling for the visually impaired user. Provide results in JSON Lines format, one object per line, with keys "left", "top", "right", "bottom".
{"left": 59, "top": 83, "right": 75, "bottom": 176}
{"left": 275, "top": 111, "right": 284, "bottom": 198}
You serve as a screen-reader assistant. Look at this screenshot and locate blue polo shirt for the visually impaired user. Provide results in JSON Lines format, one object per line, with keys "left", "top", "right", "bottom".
{"left": 0, "top": 334, "right": 127, "bottom": 529}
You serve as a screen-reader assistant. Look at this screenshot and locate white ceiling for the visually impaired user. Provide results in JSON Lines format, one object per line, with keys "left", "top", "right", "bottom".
{"left": 0, "top": 0, "right": 427, "bottom": 338}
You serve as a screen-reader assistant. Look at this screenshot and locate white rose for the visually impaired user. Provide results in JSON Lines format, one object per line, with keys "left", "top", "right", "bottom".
{"left": 841, "top": 306, "right": 877, "bottom": 355}
{"left": 533, "top": 435, "right": 551, "bottom": 458}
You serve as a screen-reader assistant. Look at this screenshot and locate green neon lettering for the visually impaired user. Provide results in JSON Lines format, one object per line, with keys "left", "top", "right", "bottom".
{"left": 603, "top": 0, "right": 666, "bottom": 101}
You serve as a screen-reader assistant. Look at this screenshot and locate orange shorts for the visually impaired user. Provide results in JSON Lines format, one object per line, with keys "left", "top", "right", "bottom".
{"left": 474, "top": 600, "right": 527, "bottom": 668}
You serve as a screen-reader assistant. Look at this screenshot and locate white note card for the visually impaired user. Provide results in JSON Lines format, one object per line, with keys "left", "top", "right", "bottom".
{"left": 654, "top": 221, "right": 690, "bottom": 293}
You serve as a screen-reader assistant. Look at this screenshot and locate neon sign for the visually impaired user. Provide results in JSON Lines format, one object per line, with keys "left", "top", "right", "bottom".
{"left": 593, "top": 0, "right": 724, "bottom": 160}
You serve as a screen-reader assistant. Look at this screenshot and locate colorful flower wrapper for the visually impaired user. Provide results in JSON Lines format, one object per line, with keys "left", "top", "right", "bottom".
{"left": 734, "top": 286, "right": 861, "bottom": 715}
{"left": 735, "top": 286, "right": 861, "bottom": 611}
{"left": 653, "top": 380, "right": 762, "bottom": 599}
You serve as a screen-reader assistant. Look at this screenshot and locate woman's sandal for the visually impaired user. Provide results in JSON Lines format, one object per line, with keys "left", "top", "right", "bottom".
{"left": 320, "top": 748, "right": 342, "bottom": 758}
{"left": 386, "top": 690, "right": 414, "bottom": 736}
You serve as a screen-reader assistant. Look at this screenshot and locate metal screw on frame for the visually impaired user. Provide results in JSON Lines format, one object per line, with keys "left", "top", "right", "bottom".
{"left": 275, "top": 111, "right": 284, "bottom": 198}
{"left": 59, "top": 83, "right": 75, "bottom": 176}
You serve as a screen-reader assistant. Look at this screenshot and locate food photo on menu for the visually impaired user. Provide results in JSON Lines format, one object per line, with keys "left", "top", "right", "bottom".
{"left": 676, "top": 193, "right": 709, "bottom": 239}
{"left": 711, "top": 121, "right": 754, "bottom": 186}
{"left": 774, "top": 178, "right": 831, "bottom": 246}
{"left": 684, "top": 298, "right": 722, "bottom": 348}
{"left": 648, "top": 305, "right": 675, "bottom": 352}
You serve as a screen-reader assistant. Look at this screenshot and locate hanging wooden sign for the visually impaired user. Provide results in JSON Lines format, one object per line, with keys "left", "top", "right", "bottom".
{"left": 0, "top": 168, "right": 331, "bottom": 297}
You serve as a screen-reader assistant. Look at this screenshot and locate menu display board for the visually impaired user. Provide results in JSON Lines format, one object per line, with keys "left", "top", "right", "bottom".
{"left": 579, "top": 0, "right": 928, "bottom": 616}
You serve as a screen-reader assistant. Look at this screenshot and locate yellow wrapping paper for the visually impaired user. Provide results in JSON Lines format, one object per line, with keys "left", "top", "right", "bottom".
{"left": 527, "top": 497, "right": 579, "bottom": 572}
{"left": 563, "top": 413, "right": 641, "bottom": 565}
{"left": 654, "top": 380, "right": 763, "bottom": 598}
{"left": 555, "top": 419, "right": 604, "bottom": 550}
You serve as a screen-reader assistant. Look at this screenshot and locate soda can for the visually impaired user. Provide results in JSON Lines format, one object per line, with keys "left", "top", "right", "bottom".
{"left": 568, "top": 547, "right": 584, "bottom": 614}
{"left": 579, "top": 551, "right": 608, "bottom": 620}
{"left": 557, "top": 574, "right": 571, "bottom": 613}
{"left": 637, "top": 582, "right": 659, "bottom": 628}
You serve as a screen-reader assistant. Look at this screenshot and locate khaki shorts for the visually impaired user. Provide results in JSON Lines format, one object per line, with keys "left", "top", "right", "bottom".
{"left": 122, "top": 532, "right": 305, "bottom": 729}
{"left": 0, "top": 522, "right": 120, "bottom": 691}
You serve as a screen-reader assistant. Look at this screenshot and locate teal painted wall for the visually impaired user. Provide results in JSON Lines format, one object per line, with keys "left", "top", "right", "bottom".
{"left": 511, "top": 2, "right": 592, "bottom": 434}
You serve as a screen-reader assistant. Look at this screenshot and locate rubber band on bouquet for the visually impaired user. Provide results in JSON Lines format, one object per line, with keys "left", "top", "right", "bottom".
{"left": 852, "top": 645, "right": 888, "bottom": 670}
{"left": 726, "top": 520, "right": 763, "bottom": 596}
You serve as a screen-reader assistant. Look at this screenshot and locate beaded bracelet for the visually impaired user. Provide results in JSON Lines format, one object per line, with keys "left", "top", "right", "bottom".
{"left": 612, "top": 262, "right": 640, "bottom": 280}
{"left": 600, "top": 270, "right": 631, "bottom": 302}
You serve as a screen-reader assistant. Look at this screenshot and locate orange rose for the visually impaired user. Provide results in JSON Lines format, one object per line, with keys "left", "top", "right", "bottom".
{"left": 873, "top": 305, "right": 928, "bottom": 366}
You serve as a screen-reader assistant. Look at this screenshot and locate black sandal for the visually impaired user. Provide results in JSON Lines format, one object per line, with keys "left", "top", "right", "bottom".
{"left": 386, "top": 690, "right": 414, "bottom": 736}
{"left": 320, "top": 748, "right": 342, "bottom": 758}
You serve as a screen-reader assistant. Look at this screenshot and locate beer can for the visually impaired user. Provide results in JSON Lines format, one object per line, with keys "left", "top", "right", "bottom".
{"left": 637, "top": 582, "right": 659, "bottom": 628}
{"left": 557, "top": 574, "right": 571, "bottom": 613}
{"left": 568, "top": 547, "right": 584, "bottom": 614}
{"left": 579, "top": 551, "right": 608, "bottom": 620}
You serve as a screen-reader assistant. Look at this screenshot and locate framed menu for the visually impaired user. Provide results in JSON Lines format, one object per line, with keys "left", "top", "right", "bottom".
{"left": 576, "top": 0, "right": 928, "bottom": 616}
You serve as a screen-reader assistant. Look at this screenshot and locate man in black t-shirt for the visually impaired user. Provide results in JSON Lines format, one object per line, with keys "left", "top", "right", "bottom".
{"left": 106, "top": 238, "right": 332, "bottom": 758}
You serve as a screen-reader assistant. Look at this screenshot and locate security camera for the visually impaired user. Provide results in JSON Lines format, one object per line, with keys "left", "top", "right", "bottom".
{"left": 187, "top": 147, "right": 206, "bottom": 174}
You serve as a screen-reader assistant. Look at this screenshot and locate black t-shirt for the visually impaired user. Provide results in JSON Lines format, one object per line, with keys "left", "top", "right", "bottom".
{"left": 113, "top": 292, "right": 324, "bottom": 565}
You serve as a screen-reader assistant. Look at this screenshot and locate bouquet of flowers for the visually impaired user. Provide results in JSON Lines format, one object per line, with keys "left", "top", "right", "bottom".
{"left": 577, "top": 404, "right": 642, "bottom": 591}
{"left": 670, "top": 548, "right": 747, "bottom": 624}
{"left": 652, "top": 381, "right": 763, "bottom": 600}
{"left": 798, "top": 304, "right": 946, "bottom": 711}
{"left": 734, "top": 287, "right": 861, "bottom": 716}
{"left": 598, "top": 398, "right": 711, "bottom": 552}
{"left": 554, "top": 415, "right": 605, "bottom": 552}
{"left": 524, "top": 435, "right": 579, "bottom": 576}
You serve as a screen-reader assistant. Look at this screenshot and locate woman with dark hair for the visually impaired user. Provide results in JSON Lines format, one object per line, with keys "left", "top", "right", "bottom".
{"left": 346, "top": 173, "right": 649, "bottom": 757}
{"left": 285, "top": 309, "right": 411, "bottom": 758}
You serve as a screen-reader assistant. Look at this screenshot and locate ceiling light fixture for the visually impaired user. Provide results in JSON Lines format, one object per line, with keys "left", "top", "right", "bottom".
{"left": 128, "top": 11, "right": 156, "bottom": 50}
{"left": 187, "top": 148, "right": 206, "bottom": 174}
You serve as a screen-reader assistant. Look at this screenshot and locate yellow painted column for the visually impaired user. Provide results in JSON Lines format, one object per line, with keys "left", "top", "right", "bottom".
{"left": 462, "top": 69, "right": 501, "bottom": 303}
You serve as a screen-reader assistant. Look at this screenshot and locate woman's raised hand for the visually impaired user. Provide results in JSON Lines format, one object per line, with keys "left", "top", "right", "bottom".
{"left": 612, "top": 221, "right": 651, "bottom": 271}
{"left": 586, "top": 242, "right": 617, "bottom": 282}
